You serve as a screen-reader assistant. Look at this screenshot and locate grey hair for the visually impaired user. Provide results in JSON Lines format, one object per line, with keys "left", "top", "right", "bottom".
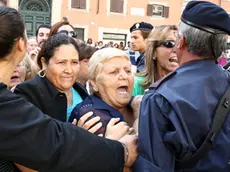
{"left": 179, "top": 21, "right": 228, "bottom": 60}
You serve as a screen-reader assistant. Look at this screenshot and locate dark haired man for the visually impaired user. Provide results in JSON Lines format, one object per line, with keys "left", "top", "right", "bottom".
{"left": 130, "top": 22, "right": 153, "bottom": 72}
{"left": 36, "top": 24, "right": 51, "bottom": 45}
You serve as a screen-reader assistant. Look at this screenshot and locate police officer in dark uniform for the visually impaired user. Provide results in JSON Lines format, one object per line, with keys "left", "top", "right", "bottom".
{"left": 134, "top": 1, "right": 230, "bottom": 171}
{"left": 130, "top": 22, "right": 153, "bottom": 72}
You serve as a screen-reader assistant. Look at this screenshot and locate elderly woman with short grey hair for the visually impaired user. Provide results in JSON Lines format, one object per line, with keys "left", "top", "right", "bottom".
{"left": 69, "top": 48, "right": 136, "bottom": 138}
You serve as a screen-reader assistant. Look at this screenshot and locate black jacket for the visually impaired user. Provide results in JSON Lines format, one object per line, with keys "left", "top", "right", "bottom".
{"left": 14, "top": 75, "right": 88, "bottom": 122}
{"left": 0, "top": 83, "right": 124, "bottom": 171}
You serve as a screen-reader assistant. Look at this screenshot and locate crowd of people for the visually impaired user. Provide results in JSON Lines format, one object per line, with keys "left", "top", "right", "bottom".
{"left": 0, "top": 0, "right": 230, "bottom": 172}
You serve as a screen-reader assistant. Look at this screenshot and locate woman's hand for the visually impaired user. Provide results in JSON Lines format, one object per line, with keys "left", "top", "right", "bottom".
{"left": 105, "top": 118, "right": 134, "bottom": 140}
{"left": 71, "top": 112, "right": 102, "bottom": 134}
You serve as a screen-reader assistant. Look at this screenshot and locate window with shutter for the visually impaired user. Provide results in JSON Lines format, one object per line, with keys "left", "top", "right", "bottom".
{"left": 147, "top": 4, "right": 153, "bottom": 16}
{"left": 163, "top": 6, "right": 169, "bottom": 18}
{"left": 118, "top": 0, "right": 124, "bottom": 13}
{"left": 110, "top": 0, "right": 118, "bottom": 13}
{"left": 79, "top": 0, "right": 86, "bottom": 9}
{"left": 110, "top": 0, "right": 124, "bottom": 13}
{"left": 71, "top": 0, "right": 80, "bottom": 8}
{"left": 71, "top": 0, "right": 86, "bottom": 9}
{"left": 146, "top": 4, "right": 169, "bottom": 18}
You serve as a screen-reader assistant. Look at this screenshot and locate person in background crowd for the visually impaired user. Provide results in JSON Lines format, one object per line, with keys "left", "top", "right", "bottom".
{"left": 10, "top": 54, "right": 38, "bottom": 92}
{"left": 109, "top": 41, "right": 114, "bottom": 47}
{"left": 0, "top": 6, "right": 137, "bottom": 172}
{"left": 76, "top": 42, "right": 96, "bottom": 92}
{"left": 36, "top": 24, "right": 51, "bottom": 45}
{"left": 27, "top": 36, "right": 40, "bottom": 62}
{"left": 95, "top": 42, "right": 99, "bottom": 47}
{"left": 86, "top": 38, "right": 93, "bottom": 46}
{"left": 114, "top": 43, "right": 119, "bottom": 49}
{"left": 69, "top": 48, "right": 137, "bottom": 172}
{"left": 0, "top": 0, "right": 7, "bottom": 6}
{"left": 49, "top": 17, "right": 77, "bottom": 39}
{"left": 125, "top": 41, "right": 140, "bottom": 66}
{"left": 27, "top": 36, "right": 37, "bottom": 52}
{"left": 31, "top": 24, "right": 51, "bottom": 63}
{"left": 133, "top": 25, "right": 179, "bottom": 96}
{"left": 134, "top": 1, "right": 230, "bottom": 171}
{"left": 130, "top": 22, "right": 153, "bottom": 72}
{"left": 96, "top": 41, "right": 104, "bottom": 49}
{"left": 119, "top": 42, "right": 125, "bottom": 50}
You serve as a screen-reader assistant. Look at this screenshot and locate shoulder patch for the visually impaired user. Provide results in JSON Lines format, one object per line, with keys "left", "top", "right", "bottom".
{"left": 150, "top": 71, "right": 177, "bottom": 89}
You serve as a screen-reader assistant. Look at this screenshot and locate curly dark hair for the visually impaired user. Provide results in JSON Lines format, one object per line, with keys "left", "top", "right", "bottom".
{"left": 37, "top": 33, "right": 79, "bottom": 69}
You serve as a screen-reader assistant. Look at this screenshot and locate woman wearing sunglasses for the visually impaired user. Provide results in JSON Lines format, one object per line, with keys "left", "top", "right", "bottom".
{"left": 132, "top": 25, "right": 179, "bottom": 96}
{"left": 49, "top": 17, "right": 77, "bottom": 38}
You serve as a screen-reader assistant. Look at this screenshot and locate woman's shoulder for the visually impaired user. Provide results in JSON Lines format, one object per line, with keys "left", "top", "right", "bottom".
{"left": 69, "top": 96, "right": 94, "bottom": 122}
{"left": 14, "top": 75, "right": 41, "bottom": 93}
{"left": 73, "top": 82, "right": 89, "bottom": 100}
{"left": 15, "top": 75, "right": 41, "bottom": 89}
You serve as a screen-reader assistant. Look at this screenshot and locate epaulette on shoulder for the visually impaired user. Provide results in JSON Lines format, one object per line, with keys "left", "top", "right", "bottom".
{"left": 150, "top": 71, "right": 177, "bottom": 89}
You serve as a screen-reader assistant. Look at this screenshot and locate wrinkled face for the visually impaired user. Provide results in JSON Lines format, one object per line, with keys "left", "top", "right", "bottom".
{"left": 37, "top": 27, "right": 50, "bottom": 44}
{"left": 78, "top": 58, "right": 90, "bottom": 83}
{"left": 9, "top": 63, "right": 26, "bottom": 88}
{"left": 93, "top": 56, "right": 134, "bottom": 109}
{"left": 27, "top": 38, "right": 38, "bottom": 52}
{"left": 44, "top": 44, "right": 80, "bottom": 92}
{"left": 155, "top": 30, "right": 179, "bottom": 73}
{"left": 130, "top": 30, "right": 146, "bottom": 52}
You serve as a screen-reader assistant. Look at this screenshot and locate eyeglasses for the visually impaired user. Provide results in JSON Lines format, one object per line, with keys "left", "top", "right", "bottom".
{"left": 157, "top": 40, "right": 176, "bottom": 48}
{"left": 59, "top": 30, "right": 77, "bottom": 38}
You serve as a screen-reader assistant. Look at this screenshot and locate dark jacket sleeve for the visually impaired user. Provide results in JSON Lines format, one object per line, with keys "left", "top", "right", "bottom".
{"left": 0, "top": 84, "right": 124, "bottom": 172}
{"left": 14, "top": 80, "right": 42, "bottom": 110}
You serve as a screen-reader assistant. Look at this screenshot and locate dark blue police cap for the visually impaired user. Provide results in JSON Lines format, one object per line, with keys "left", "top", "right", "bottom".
{"left": 130, "top": 22, "right": 153, "bottom": 33}
{"left": 181, "top": 1, "right": 230, "bottom": 35}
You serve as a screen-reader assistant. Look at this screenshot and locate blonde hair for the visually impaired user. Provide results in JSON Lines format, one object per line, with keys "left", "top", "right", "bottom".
{"left": 21, "top": 54, "right": 39, "bottom": 80}
{"left": 139, "top": 25, "right": 178, "bottom": 89}
{"left": 88, "top": 48, "right": 129, "bottom": 80}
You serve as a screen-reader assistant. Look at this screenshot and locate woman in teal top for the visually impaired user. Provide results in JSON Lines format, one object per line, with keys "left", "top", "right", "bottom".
{"left": 15, "top": 34, "right": 89, "bottom": 123}
{"left": 132, "top": 25, "right": 179, "bottom": 96}
{"left": 132, "top": 75, "right": 145, "bottom": 96}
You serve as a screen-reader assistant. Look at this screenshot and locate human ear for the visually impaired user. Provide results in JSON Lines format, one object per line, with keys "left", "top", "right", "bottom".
{"left": 40, "top": 57, "right": 47, "bottom": 70}
{"left": 90, "top": 80, "right": 98, "bottom": 92}
{"left": 17, "top": 38, "right": 26, "bottom": 52}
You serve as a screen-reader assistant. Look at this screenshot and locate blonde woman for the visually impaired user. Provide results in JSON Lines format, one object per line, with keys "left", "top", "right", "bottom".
{"left": 10, "top": 54, "right": 38, "bottom": 92}
{"left": 132, "top": 25, "right": 179, "bottom": 96}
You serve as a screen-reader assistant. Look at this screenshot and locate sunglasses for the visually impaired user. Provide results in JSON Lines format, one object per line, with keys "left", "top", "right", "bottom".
{"left": 59, "top": 30, "right": 77, "bottom": 38}
{"left": 157, "top": 40, "right": 176, "bottom": 48}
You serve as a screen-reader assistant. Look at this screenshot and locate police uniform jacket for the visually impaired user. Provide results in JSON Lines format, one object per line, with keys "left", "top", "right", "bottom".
{"left": 0, "top": 82, "right": 125, "bottom": 171}
{"left": 136, "top": 53, "right": 145, "bottom": 72}
{"left": 133, "top": 59, "right": 230, "bottom": 171}
{"left": 14, "top": 75, "right": 88, "bottom": 122}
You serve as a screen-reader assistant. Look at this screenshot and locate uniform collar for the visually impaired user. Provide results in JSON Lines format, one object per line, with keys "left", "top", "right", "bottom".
{"left": 176, "top": 59, "right": 216, "bottom": 73}
{"left": 149, "top": 59, "right": 217, "bottom": 89}
{"left": 90, "top": 95, "right": 124, "bottom": 120}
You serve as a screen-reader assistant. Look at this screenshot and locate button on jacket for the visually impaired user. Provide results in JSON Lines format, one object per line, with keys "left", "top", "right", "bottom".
{"left": 14, "top": 75, "right": 88, "bottom": 122}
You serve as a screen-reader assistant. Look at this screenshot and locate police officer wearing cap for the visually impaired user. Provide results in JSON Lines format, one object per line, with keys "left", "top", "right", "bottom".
{"left": 130, "top": 22, "right": 153, "bottom": 72}
{"left": 134, "top": 1, "right": 230, "bottom": 171}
